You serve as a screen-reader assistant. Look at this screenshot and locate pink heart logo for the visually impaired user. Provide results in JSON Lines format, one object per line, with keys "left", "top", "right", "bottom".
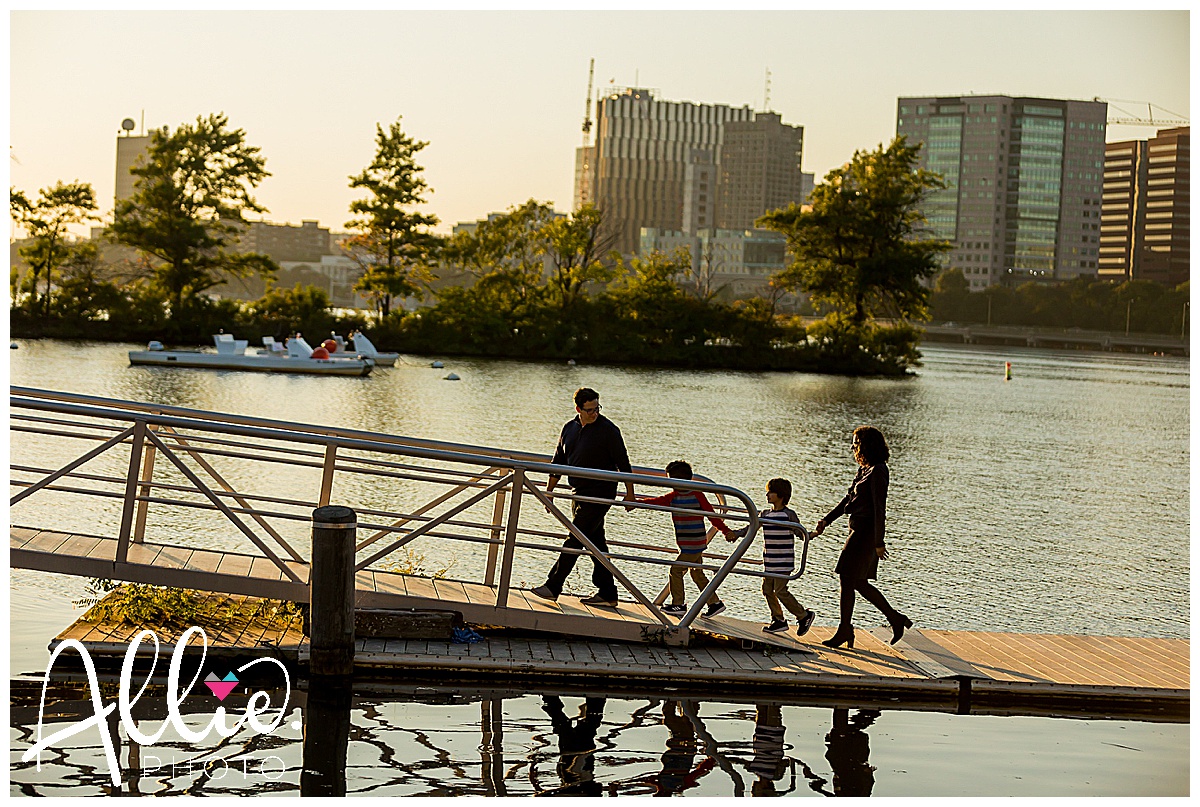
{"left": 204, "top": 672, "right": 239, "bottom": 701}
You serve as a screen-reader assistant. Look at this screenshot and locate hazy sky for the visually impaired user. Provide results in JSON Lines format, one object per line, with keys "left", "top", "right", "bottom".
{"left": 9, "top": 9, "right": 1191, "bottom": 238}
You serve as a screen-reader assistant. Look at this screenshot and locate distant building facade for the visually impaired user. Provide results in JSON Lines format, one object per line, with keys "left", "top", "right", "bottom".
{"left": 897, "top": 95, "right": 1107, "bottom": 289}
{"left": 717, "top": 112, "right": 809, "bottom": 230}
{"left": 580, "top": 87, "right": 812, "bottom": 261}
{"left": 1100, "top": 127, "right": 1189, "bottom": 286}
{"left": 586, "top": 88, "right": 755, "bottom": 256}
{"left": 639, "top": 226, "right": 789, "bottom": 299}
{"left": 236, "top": 220, "right": 332, "bottom": 263}
{"left": 114, "top": 132, "right": 152, "bottom": 208}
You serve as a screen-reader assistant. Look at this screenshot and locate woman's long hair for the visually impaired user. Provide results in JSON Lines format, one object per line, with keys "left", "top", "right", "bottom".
{"left": 852, "top": 426, "right": 890, "bottom": 466}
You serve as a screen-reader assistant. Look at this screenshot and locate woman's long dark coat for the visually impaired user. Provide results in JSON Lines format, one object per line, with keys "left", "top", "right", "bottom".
{"left": 823, "top": 463, "right": 889, "bottom": 580}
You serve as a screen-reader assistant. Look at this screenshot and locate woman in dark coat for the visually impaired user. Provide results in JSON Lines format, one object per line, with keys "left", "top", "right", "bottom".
{"left": 814, "top": 426, "right": 910, "bottom": 648}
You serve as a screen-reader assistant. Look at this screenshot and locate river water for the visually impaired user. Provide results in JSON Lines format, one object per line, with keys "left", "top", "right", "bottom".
{"left": 6, "top": 338, "right": 1191, "bottom": 795}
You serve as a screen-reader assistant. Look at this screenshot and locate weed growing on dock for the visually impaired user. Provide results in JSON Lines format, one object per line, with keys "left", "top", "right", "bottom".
{"left": 74, "top": 579, "right": 302, "bottom": 632}
{"left": 382, "top": 548, "right": 456, "bottom": 579}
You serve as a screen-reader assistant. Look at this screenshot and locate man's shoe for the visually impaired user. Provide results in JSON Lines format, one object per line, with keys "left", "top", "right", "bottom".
{"left": 580, "top": 594, "right": 618, "bottom": 607}
{"left": 796, "top": 608, "right": 816, "bottom": 637}
{"left": 662, "top": 603, "right": 687, "bottom": 614}
{"left": 530, "top": 585, "right": 558, "bottom": 602}
{"left": 763, "top": 618, "right": 788, "bottom": 633}
{"left": 705, "top": 602, "right": 727, "bottom": 618}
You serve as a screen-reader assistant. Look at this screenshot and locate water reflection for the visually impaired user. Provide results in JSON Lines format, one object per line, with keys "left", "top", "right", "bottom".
{"left": 538, "top": 695, "right": 606, "bottom": 796}
{"left": 9, "top": 678, "right": 1189, "bottom": 797}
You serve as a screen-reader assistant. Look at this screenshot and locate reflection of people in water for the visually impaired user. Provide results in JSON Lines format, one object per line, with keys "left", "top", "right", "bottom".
{"left": 654, "top": 700, "right": 715, "bottom": 795}
{"left": 540, "top": 695, "right": 606, "bottom": 796}
{"left": 811, "top": 707, "right": 879, "bottom": 797}
{"left": 746, "top": 703, "right": 789, "bottom": 796}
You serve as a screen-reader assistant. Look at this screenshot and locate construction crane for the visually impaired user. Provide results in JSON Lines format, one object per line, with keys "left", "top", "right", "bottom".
{"left": 579, "top": 59, "right": 595, "bottom": 209}
{"left": 1095, "top": 98, "right": 1189, "bottom": 127}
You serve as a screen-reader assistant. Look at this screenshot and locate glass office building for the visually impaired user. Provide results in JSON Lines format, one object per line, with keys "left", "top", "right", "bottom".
{"left": 897, "top": 96, "right": 1107, "bottom": 289}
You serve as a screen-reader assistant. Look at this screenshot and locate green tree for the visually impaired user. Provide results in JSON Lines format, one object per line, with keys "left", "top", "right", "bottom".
{"left": 540, "top": 204, "right": 618, "bottom": 310}
{"left": 10, "top": 181, "right": 98, "bottom": 316}
{"left": 51, "top": 241, "right": 123, "bottom": 323}
{"left": 440, "top": 199, "right": 555, "bottom": 298}
{"left": 346, "top": 117, "right": 442, "bottom": 319}
{"left": 108, "top": 113, "right": 278, "bottom": 326}
{"left": 249, "top": 282, "right": 333, "bottom": 339}
{"left": 760, "top": 136, "right": 950, "bottom": 326}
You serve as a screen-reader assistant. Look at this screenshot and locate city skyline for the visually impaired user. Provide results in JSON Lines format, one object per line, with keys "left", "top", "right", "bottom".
{"left": 10, "top": 9, "right": 1190, "bottom": 239}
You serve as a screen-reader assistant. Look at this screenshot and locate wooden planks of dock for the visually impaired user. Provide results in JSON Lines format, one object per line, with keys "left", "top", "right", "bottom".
{"left": 45, "top": 593, "right": 1187, "bottom": 722}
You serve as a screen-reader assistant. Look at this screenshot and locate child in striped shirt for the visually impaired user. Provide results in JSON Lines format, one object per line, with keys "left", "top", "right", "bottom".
{"left": 640, "top": 461, "right": 735, "bottom": 618}
{"left": 729, "top": 477, "right": 816, "bottom": 636}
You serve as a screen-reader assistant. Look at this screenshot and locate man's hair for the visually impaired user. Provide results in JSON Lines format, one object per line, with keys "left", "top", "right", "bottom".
{"left": 767, "top": 477, "right": 792, "bottom": 505}
{"left": 574, "top": 387, "right": 600, "bottom": 408}
{"left": 853, "top": 426, "right": 890, "bottom": 465}
{"left": 665, "top": 460, "right": 692, "bottom": 480}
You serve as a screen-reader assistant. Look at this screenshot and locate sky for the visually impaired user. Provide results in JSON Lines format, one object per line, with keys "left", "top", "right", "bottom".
{"left": 8, "top": 9, "right": 1192, "bottom": 238}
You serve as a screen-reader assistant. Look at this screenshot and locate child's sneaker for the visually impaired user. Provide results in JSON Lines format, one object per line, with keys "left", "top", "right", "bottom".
{"left": 662, "top": 603, "right": 687, "bottom": 614}
{"left": 763, "top": 618, "right": 788, "bottom": 633}
{"left": 796, "top": 609, "right": 816, "bottom": 637}
{"left": 705, "top": 601, "right": 727, "bottom": 618}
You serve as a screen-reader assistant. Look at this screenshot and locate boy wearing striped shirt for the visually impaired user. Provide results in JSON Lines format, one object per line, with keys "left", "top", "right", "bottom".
{"left": 729, "top": 478, "right": 816, "bottom": 636}
{"left": 640, "top": 461, "right": 735, "bottom": 618}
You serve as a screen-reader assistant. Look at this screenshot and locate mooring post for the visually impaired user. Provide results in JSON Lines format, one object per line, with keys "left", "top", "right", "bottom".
{"left": 310, "top": 505, "right": 356, "bottom": 677}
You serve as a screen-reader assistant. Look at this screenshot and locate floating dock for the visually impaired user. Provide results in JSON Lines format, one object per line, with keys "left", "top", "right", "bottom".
{"left": 49, "top": 592, "right": 1187, "bottom": 722}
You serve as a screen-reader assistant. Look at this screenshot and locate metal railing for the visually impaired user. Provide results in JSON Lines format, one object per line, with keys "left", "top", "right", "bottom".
{"left": 10, "top": 387, "right": 809, "bottom": 633}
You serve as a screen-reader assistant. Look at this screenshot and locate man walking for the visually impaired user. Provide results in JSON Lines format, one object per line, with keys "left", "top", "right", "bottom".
{"left": 532, "top": 387, "right": 634, "bottom": 607}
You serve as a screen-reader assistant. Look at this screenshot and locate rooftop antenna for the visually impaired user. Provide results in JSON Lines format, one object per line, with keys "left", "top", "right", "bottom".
{"left": 764, "top": 68, "right": 772, "bottom": 111}
{"left": 120, "top": 118, "right": 136, "bottom": 137}
{"left": 140, "top": 109, "right": 145, "bottom": 136}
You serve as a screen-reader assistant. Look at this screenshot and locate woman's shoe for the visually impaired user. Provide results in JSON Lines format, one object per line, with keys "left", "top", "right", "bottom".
{"left": 889, "top": 613, "right": 913, "bottom": 645}
{"left": 822, "top": 624, "right": 855, "bottom": 649}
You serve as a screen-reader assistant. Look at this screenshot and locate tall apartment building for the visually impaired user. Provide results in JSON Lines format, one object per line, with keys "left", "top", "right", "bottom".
{"left": 897, "top": 95, "right": 1107, "bottom": 289}
{"left": 717, "top": 112, "right": 808, "bottom": 230}
{"left": 1100, "top": 127, "right": 1189, "bottom": 286}
{"left": 115, "top": 132, "right": 152, "bottom": 207}
{"left": 585, "top": 88, "right": 755, "bottom": 256}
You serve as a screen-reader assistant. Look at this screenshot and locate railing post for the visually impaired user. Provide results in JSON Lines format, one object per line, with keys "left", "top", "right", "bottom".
{"left": 132, "top": 422, "right": 159, "bottom": 545}
{"left": 310, "top": 505, "right": 356, "bottom": 677}
{"left": 115, "top": 420, "right": 148, "bottom": 563}
{"left": 318, "top": 444, "right": 338, "bottom": 507}
{"left": 484, "top": 487, "right": 506, "bottom": 587}
{"left": 494, "top": 468, "right": 524, "bottom": 608}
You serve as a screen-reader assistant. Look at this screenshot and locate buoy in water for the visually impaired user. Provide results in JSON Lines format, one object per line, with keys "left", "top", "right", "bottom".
{"left": 431, "top": 360, "right": 445, "bottom": 369}
{"left": 444, "top": 372, "right": 460, "bottom": 381}
{"left": 1005, "top": 361, "right": 1012, "bottom": 381}
{"left": 567, "top": 359, "right": 576, "bottom": 366}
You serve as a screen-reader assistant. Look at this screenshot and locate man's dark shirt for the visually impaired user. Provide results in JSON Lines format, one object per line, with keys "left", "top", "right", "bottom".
{"left": 551, "top": 413, "right": 632, "bottom": 497}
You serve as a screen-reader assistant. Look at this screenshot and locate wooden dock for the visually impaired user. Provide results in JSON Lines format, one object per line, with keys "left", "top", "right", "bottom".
{"left": 49, "top": 592, "right": 1187, "bottom": 722}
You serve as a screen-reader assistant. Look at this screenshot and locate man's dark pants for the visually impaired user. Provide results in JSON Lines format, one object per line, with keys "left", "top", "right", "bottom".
{"left": 545, "top": 498, "right": 618, "bottom": 601}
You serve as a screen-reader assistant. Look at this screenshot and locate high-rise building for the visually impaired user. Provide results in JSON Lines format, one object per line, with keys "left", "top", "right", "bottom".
{"left": 115, "top": 132, "right": 152, "bottom": 208}
{"left": 1100, "top": 127, "right": 1189, "bottom": 286}
{"left": 717, "top": 112, "right": 808, "bottom": 230}
{"left": 897, "top": 95, "right": 1107, "bottom": 289}
{"left": 587, "top": 88, "right": 755, "bottom": 255}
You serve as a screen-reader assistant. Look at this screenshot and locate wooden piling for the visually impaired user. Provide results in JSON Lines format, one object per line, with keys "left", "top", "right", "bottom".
{"left": 309, "top": 505, "right": 356, "bottom": 677}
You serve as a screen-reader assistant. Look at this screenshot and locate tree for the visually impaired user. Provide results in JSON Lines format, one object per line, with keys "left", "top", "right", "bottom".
{"left": 52, "top": 241, "right": 124, "bottom": 323}
{"left": 108, "top": 113, "right": 278, "bottom": 325}
{"left": 346, "top": 117, "right": 442, "bottom": 319}
{"left": 10, "top": 181, "right": 98, "bottom": 316}
{"left": 760, "top": 136, "right": 950, "bottom": 326}
{"left": 540, "top": 204, "right": 618, "bottom": 310}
